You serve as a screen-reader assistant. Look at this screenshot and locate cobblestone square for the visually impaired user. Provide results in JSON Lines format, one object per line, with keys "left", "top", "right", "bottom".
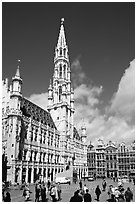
{"left": 7, "top": 178, "right": 135, "bottom": 202}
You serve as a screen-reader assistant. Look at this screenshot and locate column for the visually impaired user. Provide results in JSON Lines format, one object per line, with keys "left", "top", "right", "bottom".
{"left": 18, "top": 167, "right": 22, "bottom": 184}
{"left": 31, "top": 167, "right": 34, "bottom": 183}
{"left": 41, "top": 166, "right": 44, "bottom": 182}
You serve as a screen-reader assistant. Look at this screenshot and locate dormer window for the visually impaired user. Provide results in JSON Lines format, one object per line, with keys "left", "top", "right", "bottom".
{"left": 64, "top": 48, "right": 66, "bottom": 57}
{"left": 60, "top": 48, "right": 62, "bottom": 56}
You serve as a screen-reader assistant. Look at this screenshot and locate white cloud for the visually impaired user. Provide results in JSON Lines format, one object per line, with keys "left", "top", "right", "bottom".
{"left": 27, "top": 92, "right": 49, "bottom": 110}
{"left": 73, "top": 58, "right": 135, "bottom": 145}
{"left": 26, "top": 57, "right": 135, "bottom": 146}
{"left": 85, "top": 115, "right": 135, "bottom": 145}
{"left": 71, "top": 58, "right": 87, "bottom": 88}
{"left": 109, "top": 59, "right": 135, "bottom": 123}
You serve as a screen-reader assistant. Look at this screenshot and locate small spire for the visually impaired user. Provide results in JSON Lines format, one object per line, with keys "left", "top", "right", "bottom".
{"left": 57, "top": 18, "right": 66, "bottom": 47}
{"left": 48, "top": 79, "right": 52, "bottom": 90}
{"left": 15, "top": 59, "right": 21, "bottom": 77}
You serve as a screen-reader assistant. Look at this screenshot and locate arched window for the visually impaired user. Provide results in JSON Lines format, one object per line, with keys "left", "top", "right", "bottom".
{"left": 59, "top": 87, "right": 62, "bottom": 102}
{"left": 60, "top": 48, "right": 62, "bottom": 56}
{"left": 59, "top": 64, "right": 62, "bottom": 78}
{"left": 64, "top": 64, "right": 66, "bottom": 79}
{"left": 64, "top": 48, "right": 66, "bottom": 57}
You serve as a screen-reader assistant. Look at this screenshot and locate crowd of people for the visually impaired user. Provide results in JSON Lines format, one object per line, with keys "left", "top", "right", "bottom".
{"left": 69, "top": 180, "right": 101, "bottom": 202}
{"left": 69, "top": 179, "right": 134, "bottom": 202}
{"left": 2, "top": 177, "right": 134, "bottom": 202}
{"left": 22, "top": 180, "right": 62, "bottom": 202}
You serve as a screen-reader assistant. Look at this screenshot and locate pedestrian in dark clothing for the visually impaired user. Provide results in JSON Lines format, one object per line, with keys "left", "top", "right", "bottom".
{"left": 47, "top": 180, "right": 51, "bottom": 190}
{"left": 124, "top": 187, "right": 133, "bottom": 202}
{"left": 41, "top": 183, "right": 47, "bottom": 202}
{"left": 2, "top": 188, "right": 5, "bottom": 201}
{"left": 95, "top": 185, "right": 101, "bottom": 201}
{"left": 79, "top": 180, "right": 82, "bottom": 189}
{"left": 35, "top": 183, "right": 41, "bottom": 202}
{"left": 70, "top": 190, "right": 83, "bottom": 202}
{"left": 4, "top": 192, "right": 11, "bottom": 202}
{"left": 84, "top": 189, "right": 92, "bottom": 202}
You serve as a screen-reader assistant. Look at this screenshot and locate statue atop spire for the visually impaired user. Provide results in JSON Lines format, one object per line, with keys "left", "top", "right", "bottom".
{"left": 61, "top": 18, "right": 64, "bottom": 25}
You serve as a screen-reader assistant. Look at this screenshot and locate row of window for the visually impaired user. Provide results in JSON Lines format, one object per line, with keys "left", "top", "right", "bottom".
{"left": 107, "top": 163, "right": 117, "bottom": 169}
{"left": 88, "top": 154, "right": 135, "bottom": 161}
{"left": 56, "top": 48, "right": 68, "bottom": 58}
{"left": 24, "top": 126, "right": 60, "bottom": 148}
{"left": 23, "top": 150, "right": 61, "bottom": 164}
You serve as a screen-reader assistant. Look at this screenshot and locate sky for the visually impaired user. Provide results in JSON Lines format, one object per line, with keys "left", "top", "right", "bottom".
{"left": 2, "top": 2, "right": 135, "bottom": 145}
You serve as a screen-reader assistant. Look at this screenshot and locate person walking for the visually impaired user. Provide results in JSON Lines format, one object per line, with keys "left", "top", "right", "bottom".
{"left": 83, "top": 184, "right": 88, "bottom": 194}
{"left": 50, "top": 184, "right": 58, "bottom": 202}
{"left": 3, "top": 192, "right": 11, "bottom": 202}
{"left": 79, "top": 180, "right": 82, "bottom": 189}
{"left": 57, "top": 183, "right": 62, "bottom": 201}
{"left": 124, "top": 187, "right": 133, "bottom": 202}
{"left": 95, "top": 185, "right": 101, "bottom": 201}
{"left": 70, "top": 190, "right": 83, "bottom": 202}
{"left": 41, "top": 183, "right": 47, "bottom": 202}
{"left": 23, "top": 184, "right": 30, "bottom": 201}
{"left": 47, "top": 180, "right": 51, "bottom": 191}
{"left": 35, "top": 183, "right": 41, "bottom": 202}
{"left": 84, "top": 189, "right": 92, "bottom": 202}
{"left": 102, "top": 179, "right": 107, "bottom": 191}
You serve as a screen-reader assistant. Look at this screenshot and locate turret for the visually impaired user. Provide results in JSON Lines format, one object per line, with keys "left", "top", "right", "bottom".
{"left": 81, "top": 123, "right": 87, "bottom": 143}
{"left": 70, "top": 88, "right": 74, "bottom": 109}
{"left": 48, "top": 79, "right": 53, "bottom": 106}
{"left": 10, "top": 60, "right": 22, "bottom": 111}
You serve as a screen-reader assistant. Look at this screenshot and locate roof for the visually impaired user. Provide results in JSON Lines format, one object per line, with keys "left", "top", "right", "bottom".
{"left": 21, "top": 97, "right": 57, "bottom": 129}
{"left": 73, "top": 126, "right": 82, "bottom": 141}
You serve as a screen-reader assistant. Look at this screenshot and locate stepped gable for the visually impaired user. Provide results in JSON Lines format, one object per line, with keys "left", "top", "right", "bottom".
{"left": 73, "top": 126, "right": 82, "bottom": 141}
{"left": 21, "top": 97, "right": 57, "bottom": 129}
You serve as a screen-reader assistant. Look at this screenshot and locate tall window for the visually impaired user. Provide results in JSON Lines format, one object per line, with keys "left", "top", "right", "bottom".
{"left": 60, "top": 48, "right": 62, "bottom": 56}
{"left": 64, "top": 65, "right": 66, "bottom": 79}
{"left": 64, "top": 48, "right": 66, "bottom": 57}
{"left": 59, "top": 64, "right": 62, "bottom": 78}
{"left": 59, "top": 87, "right": 62, "bottom": 102}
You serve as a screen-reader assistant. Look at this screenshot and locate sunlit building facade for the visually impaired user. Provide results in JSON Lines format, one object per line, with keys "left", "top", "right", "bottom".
{"left": 2, "top": 19, "right": 88, "bottom": 184}
{"left": 87, "top": 140, "right": 135, "bottom": 178}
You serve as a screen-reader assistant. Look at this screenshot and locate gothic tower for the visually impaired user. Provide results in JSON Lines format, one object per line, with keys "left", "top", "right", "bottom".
{"left": 7, "top": 61, "right": 23, "bottom": 182}
{"left": 47, "top": 18, "right": 75, "bottom": 166}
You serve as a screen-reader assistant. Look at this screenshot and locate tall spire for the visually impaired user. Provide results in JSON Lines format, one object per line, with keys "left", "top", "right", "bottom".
{"left": 57, "top": 18, "right": 67, "bottom": 48}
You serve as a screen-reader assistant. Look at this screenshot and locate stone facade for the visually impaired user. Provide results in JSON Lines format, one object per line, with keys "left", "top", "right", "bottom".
{"left": 87, "top": 140, "right": 135, "bottom": 178}
{"left": 2, "top": 19, "right": 88, "bottom": 184}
